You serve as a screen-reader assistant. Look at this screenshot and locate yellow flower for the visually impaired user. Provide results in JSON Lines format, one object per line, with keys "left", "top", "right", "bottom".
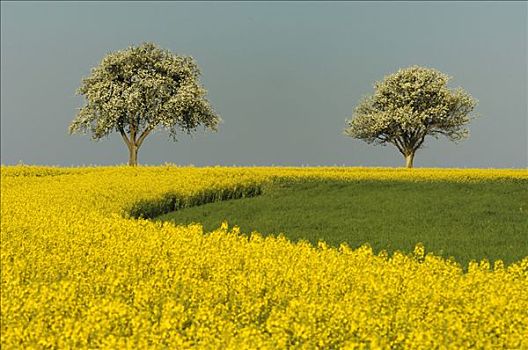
{"left": 1, "top": 165, "right": 527, "bottom": 348}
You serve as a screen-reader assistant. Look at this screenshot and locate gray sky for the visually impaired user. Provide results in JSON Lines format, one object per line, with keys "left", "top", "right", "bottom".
{"left": 1, "top": 1, "right": 527, "bottom": 168}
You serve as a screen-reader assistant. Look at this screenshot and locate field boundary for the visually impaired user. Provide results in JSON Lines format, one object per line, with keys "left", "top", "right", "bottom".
{"left": 126, "top": 182, "right": 263, "bottom": 219}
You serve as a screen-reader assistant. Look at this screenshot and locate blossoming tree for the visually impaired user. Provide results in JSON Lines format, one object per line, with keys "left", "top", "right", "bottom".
{"left": 344, "top": 66, "right": 477, "bottom": 168}
{"left": 70, "top": 42, "right": 220, "bottom": 166}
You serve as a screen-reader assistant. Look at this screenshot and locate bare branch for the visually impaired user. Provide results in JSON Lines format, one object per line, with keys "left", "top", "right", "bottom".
{"left": 413, "top": 133, "right": 427, "bottom": 152}
{"left": 118, "top": 126, "right": 131, "bottom": 150}
{"left": 136, "top": 126, "right": 154, "bottom": 148}
{"left": 392, "top": 137, "right": 405, "bottom": 155}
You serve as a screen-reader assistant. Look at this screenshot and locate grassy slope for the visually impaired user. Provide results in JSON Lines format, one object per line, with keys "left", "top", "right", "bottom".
{"left": 156, "top": 179, "right": 528, "bottom": 267}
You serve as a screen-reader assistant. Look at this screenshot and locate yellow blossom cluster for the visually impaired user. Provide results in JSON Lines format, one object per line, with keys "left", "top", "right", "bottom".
{"left": 2, "top": 165, "right": 527, "bottom": 349}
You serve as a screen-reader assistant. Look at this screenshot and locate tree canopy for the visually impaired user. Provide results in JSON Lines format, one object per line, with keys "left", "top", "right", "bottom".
{"left": 344, "top": 66, "right": 477, "bottom": 168}
{"left": 70, "top": 42, "right": 220, "bottom": 165}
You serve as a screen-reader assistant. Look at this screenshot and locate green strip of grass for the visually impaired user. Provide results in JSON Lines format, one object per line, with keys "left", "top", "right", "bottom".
{"left": 155, "top": 179, "right": 528, "bottom": 268}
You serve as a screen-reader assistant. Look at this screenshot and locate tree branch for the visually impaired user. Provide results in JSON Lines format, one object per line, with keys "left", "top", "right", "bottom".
{"left": 130, "top": 124, "right": 137, "bottom": 145}
{"left": 392, "top": 137, "right": 405, "bottom": 155}
{"left": 376, "top": 135, "right": 389, "bottom": 143}
{"left": 413, "top": 133, "right": 427, "bottom": 152}
{"left": 430, "top": 129, "right": 450, "bottom": 137}
{"left": 118, "top": 126, "right": 131, "bottom": 150}
{"left": 136, "top": 125, "right": 154, "bottom": 148}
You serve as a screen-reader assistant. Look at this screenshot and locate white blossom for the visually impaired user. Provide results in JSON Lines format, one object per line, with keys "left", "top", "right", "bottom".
{"left": 70, "top": 43, "right": 220, "bottom": 165}
{"left": 344, "top": 66, "right": 477, "bottom": 167}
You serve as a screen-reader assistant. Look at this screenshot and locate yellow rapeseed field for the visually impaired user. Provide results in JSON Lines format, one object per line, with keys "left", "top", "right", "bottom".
{"left": 1, "top": 165, "right": 527, "bottom": 349}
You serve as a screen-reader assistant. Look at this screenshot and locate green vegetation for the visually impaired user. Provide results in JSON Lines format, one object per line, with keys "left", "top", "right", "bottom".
{"left": 156, "top": 179, "right": 528, "bottom": 268}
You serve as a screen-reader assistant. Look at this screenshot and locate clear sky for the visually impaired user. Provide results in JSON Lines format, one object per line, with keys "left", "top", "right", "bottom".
{"left": 1, "top": 1, "right": 526, "bottom": 168}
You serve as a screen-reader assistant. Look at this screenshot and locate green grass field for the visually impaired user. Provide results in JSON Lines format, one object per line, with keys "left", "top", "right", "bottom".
{"left": 156, "top": 179, "right": 527, "bottom": 268}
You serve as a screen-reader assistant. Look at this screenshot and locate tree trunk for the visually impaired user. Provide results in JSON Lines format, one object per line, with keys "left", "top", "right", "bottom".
{"left": 128, "top": 144, "right": 138, "bottom": 166}
{"left": 405, "top": 152, "right": 415, "bottom": 168}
